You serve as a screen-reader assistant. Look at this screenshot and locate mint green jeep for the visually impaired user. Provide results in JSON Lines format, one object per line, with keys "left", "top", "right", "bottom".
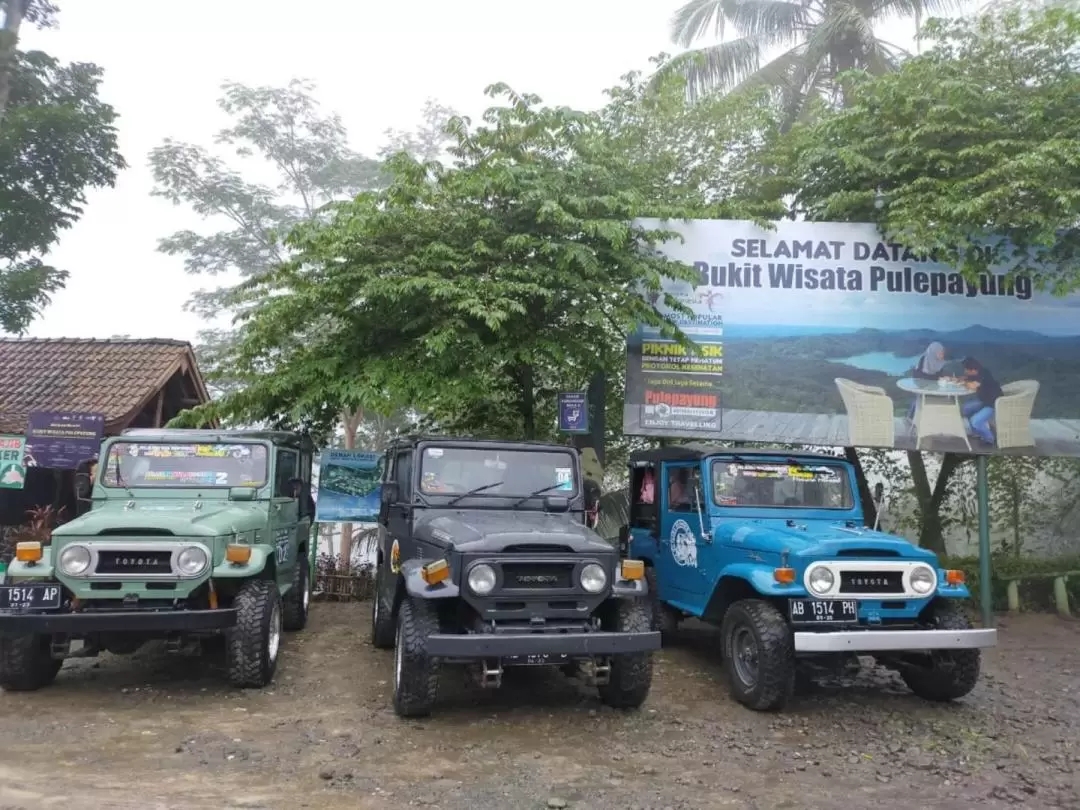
{"left": 0, "top": 428, "right": 315, "bottom": 691}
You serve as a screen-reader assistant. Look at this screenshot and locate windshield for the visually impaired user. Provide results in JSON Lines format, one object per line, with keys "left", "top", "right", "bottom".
{"left": 418, "top": 446, "right": 577, "bottom": 498}
{"left": 102, "top": 442, "right": 269, "bottom": 489}
{"left": 711, "top": 460, "right": 853, "bottom": 510}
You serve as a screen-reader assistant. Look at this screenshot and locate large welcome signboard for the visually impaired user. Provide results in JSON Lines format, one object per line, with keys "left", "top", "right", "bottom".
{"left": 624, "top": 219, "right": 1080, "bottom": 457}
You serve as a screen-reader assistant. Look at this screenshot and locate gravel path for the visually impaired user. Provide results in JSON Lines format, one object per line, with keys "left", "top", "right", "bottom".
{"left": 0, "top": 604, "right": 1076, "bottom": 810}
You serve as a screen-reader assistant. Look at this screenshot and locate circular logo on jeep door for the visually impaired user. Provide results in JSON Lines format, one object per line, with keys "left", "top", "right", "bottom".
{"left": 390, "top": 539, "right": 401, "bottom": 573}
{"left": 670, "top": 519, "right": 698, "bottom": 568}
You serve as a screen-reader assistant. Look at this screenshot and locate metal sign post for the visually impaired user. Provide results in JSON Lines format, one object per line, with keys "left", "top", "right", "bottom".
{"left": 976, "top": 455, "right": 993, "bottom": 627}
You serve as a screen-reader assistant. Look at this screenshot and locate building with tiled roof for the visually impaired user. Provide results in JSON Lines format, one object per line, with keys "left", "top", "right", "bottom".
{"left": 0, "top": 338, "right": 211, "bottom": 435}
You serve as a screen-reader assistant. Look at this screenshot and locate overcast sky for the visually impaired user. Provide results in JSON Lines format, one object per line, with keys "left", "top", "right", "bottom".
{"left": 19, "top": 1, "right": 922, "bottom": 344}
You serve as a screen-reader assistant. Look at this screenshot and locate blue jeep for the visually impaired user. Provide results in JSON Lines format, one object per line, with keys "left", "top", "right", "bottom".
{"left": 620, "top": 445, "right": 997, "bottom": 711}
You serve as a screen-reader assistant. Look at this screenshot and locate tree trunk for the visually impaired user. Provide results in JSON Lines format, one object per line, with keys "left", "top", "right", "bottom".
{"left": 1010, "top": 475, "right": 1021, "bottom": 558}
{"left": 908, "top": 451, "right": 965, "bottom": 555}
{"left": 0, "top": 0, "right": 26, "bottom": 125}
{"left": 516, "top": 364, "right": 536, "bottom": 440}
{"left": 844, "top": 447, "right": 876, "bottom": 527}
{"left": 337, "top": 408, "right": 362, "bottom": 569}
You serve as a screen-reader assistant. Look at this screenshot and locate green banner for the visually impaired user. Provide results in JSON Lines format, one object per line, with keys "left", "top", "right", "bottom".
{"left": 0, "top": 435, "right": 27, "bottom": 490}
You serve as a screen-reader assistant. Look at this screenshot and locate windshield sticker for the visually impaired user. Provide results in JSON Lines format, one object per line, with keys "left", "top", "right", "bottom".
{"left": 143, "top": 470, "right": 219, "bottom": 484}
{"left": 670, "top": 519, "right": 698, "bottom": 567}
{"left": 717, "top": 495, "right": 737, "bottom": 505}
{"left": 426, "top": 448, "right": 444, "bottom": 458}
{"left": 555, "top": 467, "right": 573, "bottom": 490}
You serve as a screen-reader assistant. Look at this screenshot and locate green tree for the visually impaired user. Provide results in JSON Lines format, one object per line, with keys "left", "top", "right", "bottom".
{"left": 782, "top": 7, "right": 1080, "bottom": 285}
{"left": 0, "top": 0, "right": 59, "bottom": 120}
{"left": 153, "top": 81, "right": 457, "bottom": 564}
{"left": 0, "top": 48, "right": 125, "bottom": 333}
{"left": 665, "top": 0, "right": 958, "bottom": 126}
{"left": 174, "top": 71, "right": 782, "bottom": 447}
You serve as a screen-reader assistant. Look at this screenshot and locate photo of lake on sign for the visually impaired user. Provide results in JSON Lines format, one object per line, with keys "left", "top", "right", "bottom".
{"left": 624, "top": 219, "right": 1080, "bottom": 457}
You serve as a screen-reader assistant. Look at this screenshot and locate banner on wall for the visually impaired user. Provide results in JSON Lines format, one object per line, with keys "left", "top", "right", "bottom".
{"left": 625, "top": 219, "right": 1080, "bottom": 457}
{"left": 314, "top": 449, "right": 384, "bottom": 523}
{"left": 25, "top": 412, "right": 105, "bottom": 469}
{"left": 0, "top": 435, "right": 27, "bottom": 490}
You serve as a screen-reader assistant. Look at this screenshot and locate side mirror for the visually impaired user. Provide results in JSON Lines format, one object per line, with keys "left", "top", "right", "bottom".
{"left": 873, "top": 482, "right": 885, "bottom": 504}
{"left": 74, "top": 473, "right": 92, "bottom": 500}
{"left": 228, "top": 487, "right": 257, "bottom": 502}
{"left": 381, "top": 482, "right": 400, "bottom": 506}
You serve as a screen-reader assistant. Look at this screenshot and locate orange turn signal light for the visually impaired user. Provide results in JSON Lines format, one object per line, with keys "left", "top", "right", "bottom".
{"left": 226, "top": 544, "right": 252, "bottom": 564}
{"left": 945, "top": 569, "right": 965, "bottom": 585}
{"left": 15, "top": 541, "right": 42, "bottom": 563}
{"left": 421, "top": 559, "right": 450, "bottom": 586}
{"left": 773, "top": 567, "right": 796, "bottom": 585}
{"left": 620, "top": 560, "right": 645, "bottom": 581}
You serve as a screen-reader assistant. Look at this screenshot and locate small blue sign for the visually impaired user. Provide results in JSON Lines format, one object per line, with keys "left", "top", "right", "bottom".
{"left": 558, "top": 392, "right": 589, "bottom": 434}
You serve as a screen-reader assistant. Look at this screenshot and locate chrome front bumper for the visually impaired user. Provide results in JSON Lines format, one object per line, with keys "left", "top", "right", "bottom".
{"left": 794, "top": 628, "right": 997, "bottom": 653}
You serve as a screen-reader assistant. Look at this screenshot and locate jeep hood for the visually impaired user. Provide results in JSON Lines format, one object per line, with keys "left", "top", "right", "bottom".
{"left": 716, "top": 519, "right": 937, "bottom": 562}
{"left": 52, "top": 500, "right": 267, "bottom": 538}
{"left": 415, "top": 509, "right": 614, "bottom": 554}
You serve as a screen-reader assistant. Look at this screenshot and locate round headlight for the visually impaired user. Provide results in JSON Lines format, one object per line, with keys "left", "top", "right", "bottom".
{"left": 580, "top": 563, "right": 607, "bottom": 594}
{"left": 177, "top": 546, "right": 209, "bottom": 576}
{"left": 808, "top": 566, "right": 835, "bottom": 595}
{"left": 910, "top": 565, "right": 936, "bottom": 594}
{"left": 468, "top": 563, "right": 496, "bottom": 595}
{"left": 59, "top": 544, "right": 91, "bottom": 576}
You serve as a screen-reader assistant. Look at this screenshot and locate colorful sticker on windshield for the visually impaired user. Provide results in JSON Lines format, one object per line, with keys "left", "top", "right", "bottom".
{"left": 555, "top": 467, "right": 573, "bottom": 491}
{"left": 143, "top": 470, "right": 219, "bottom": 484}
{"left": 731, "top": 464, "right": 783, "bottom": 479}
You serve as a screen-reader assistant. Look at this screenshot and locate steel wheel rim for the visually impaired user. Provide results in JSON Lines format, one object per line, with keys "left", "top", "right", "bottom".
{"left": 732, "top": 626, "right": 759, "bottom": 688}
{"left": 268, "top": 601, "right": 282, "bottom": 663}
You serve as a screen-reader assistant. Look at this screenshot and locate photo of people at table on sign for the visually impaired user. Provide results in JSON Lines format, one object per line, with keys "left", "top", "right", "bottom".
{"left": 903, "top": 342, "right": 1004, "bottom": 448}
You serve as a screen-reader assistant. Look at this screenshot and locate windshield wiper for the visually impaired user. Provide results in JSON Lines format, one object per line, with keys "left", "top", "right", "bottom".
{"left": 446, "top": 481, "right": 504, "bottom": 506}
{"left": 112, "top": 453, "right": 134, "bottom": 498}
{"left": 511, "top": 484, "right": 568, "bottom": 509}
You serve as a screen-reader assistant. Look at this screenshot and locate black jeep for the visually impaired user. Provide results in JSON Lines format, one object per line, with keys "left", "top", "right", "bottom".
{"left": 370, "top": 436, "right": 660, "bottom": 717}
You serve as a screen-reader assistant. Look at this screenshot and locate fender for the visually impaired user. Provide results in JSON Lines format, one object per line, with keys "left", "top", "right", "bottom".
{"left": 400, "top": 558, "right": 460, "bottom": 599}
{"left": 212, "top": 546, "right": 273, "bottom": 578}
{"left": 714, "top": 562, "right": 808, "bottom": 598}
{"left": 5, "top": 548, "right": 55, "bottom": 580}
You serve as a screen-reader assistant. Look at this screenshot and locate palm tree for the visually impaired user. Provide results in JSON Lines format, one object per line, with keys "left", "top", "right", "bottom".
{"left": 665, "top": 0, "right": 961, "bottom": 125}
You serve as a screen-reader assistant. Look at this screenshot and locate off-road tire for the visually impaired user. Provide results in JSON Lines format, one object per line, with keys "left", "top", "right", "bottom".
{"left": 901, "top": 601, "right": 981, "bottom": 702}
{"left": 721, "top": 599, "right": 795, "bottom": 711}
{"left": 370, "top": 560, "right": 397, "bottom": 650}
{"left": 393, "top": 598, "right": 440, "bottom": 718}
{"left": 226, "top": 579, "right": 283, "bottom": 689}
{"left": 598, "top": 598, "right": 654, "bottom": 709}
{"left": 0, "top": 635, "right": 61, "bottom": 692}
{"left": 645, "top": 568, "right": 680, "bottom": 640}
{"left": 282, "top": 558, "right": 310, "bottom": 632}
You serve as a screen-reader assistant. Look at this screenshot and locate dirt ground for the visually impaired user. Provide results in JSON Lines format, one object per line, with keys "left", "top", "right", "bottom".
{"left": 0, "top": 604, "right": 1077, "bottom": 810}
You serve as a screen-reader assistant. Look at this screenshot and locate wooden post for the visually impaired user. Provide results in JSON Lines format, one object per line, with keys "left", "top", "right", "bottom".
{"left": 1006, "top": 580, "right": 1020, "bottom": 613}
{"left": 1053, "top": 576, "right": 1071, "bottom": 618}
{"left": 153, "top": 389, "right": 166, "bottom": 428}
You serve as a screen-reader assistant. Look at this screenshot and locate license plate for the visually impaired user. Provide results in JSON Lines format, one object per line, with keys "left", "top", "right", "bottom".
{"left": 502, "top": 653, "right": 570, "bottom": 666}
{"left": 789, "top": 599, "right": 858, "bottom": 624}
{"left": 0, "top": 584, "right": 63, "bottom": 612}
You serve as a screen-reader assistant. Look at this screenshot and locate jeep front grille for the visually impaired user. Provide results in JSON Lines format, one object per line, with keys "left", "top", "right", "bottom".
{"left": 839, "top": 570, "right": 904, "bottom": 594}
{"left": 95, "top": 550, "right": 173, "bottom": 575}
{"left": 500, "top": 562, "right": 575, "bottom": 590}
